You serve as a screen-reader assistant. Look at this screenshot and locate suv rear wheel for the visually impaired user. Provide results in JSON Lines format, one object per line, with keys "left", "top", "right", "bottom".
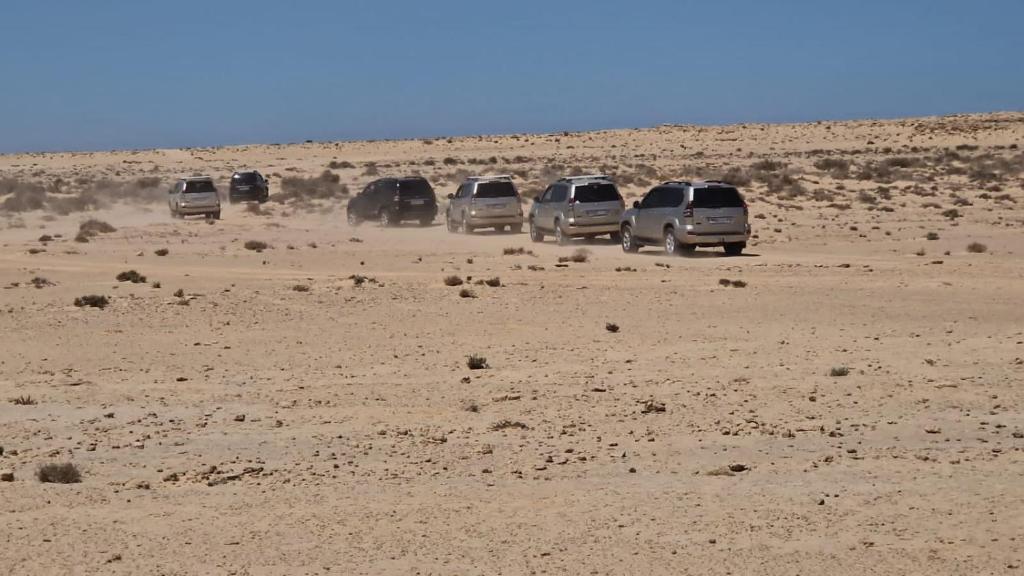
{"left": 554, "top": 220, "right": 569, "bottom": 245}
{"left": 621, "top": 224, "right": 638, "bottom": 253}
{"left": 529, "top": 220, "right": 544, "bottom": 243}
{"left": 664, "top": 227, "right": 679, "bottom": 256}
{"left": 724, "top": 242, "right": 745, "bottom": 256}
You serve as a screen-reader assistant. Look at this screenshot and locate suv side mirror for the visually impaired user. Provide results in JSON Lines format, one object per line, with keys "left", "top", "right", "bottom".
{"left": 533, "top": 195, "right": 541, "bottom": 202}
{"left": 633, "top": 200, "right": 640, "bottom": 209}
{"left": 447, "top": 193, "right": 454, "bottom": 200}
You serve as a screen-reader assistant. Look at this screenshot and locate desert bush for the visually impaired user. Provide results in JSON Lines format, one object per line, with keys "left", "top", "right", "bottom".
{"left": 30, "top": 276, "right": 54, "bottom": 288}
{"left": 829, "top": 366, "right": 850, "bottom": 377}
{"left": 443, "top": 275, "right": 464, "bottom": 286}
{"left": 925, "top": 232, "right": 939, "bottom": 241}
{"left": 11, "top": 395, "right": 37, "bottom": 405}
{"left": 328, "top": 160, "right": 356, "bottom": 169}
{"left": 154, "top": 248, "right": 169, "bottom": 256}
{"left": 292, "top": 284, "right": 310, "bottom": 292}
{"left": 557, "top": 248, "right": 592, "bottom": 263}
{"left": 714, "top": 166, "right": 752, "bottom": 187}
{"left": 490, "top": 420, "right": 528, "bottom": 431}
{"left": 79, "top": 219, "right": 116, "bottom": 236}
{"left": 173, "top": 288, "right": 185, "bottom": 298}
{"left": 605, "top": 322, "right": 620, "bottom": 333}
{"left": 135, "top": 176, "right": 161, "bottom": 189}
{"left": 116, "top": 270, "right": 147, "bottom": 283}
{"left": 813, "top": 158, "right": 852, "bottom": 176}
{"left": 941, "top": 208, "right": 961, "bottom": 220}
{"left": 966, "top": 242, "right": 987, "bottom": 253}
{"left": 459, "top": 288, "right": 477, "bottom": 298}
{"left": 467, "top": 354, "right": 489, "bottom": 370}
{"left": 37, "top": 462, "right": 81, "bottom": 484}
{"left": 750, "top": 159, "right": 786, "bottom": 172}
{"left": 856, "top": 190, "right": 877, "bottom": 204}
{"left": 244, "top": 240, "right": 269, "bottom": 252}
{"left": 74, "top": 295, "right": 109, "bottom": 309}
{"left": 277, "top": 170, "right": 349, "bottom": 203}
{"left": 484, "top": 277, "right": 501, "bottom": 287}
{"left": 502, "top": 247, "right": 534, "bottom": 256}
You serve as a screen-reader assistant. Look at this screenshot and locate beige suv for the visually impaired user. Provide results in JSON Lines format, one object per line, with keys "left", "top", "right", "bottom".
{"left": 528, "top": 175, "right": 624, "bottom": 244}
{"left": 445, "top": 175, "right": 524, "bottom": 233}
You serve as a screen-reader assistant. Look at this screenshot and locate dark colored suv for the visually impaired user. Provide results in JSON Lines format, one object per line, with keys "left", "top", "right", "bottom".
{"left": 347, "top": 177, "right": 438, "bottom": 227}
{"left": 228, "top": 171, "right": 270, "bottom": 203}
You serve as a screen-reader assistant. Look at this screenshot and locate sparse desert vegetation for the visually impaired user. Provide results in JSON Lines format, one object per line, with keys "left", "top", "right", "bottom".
{"left": 36, "top": 462, "right": 81, "bottom": 484}
{"left": 73, "top": 294, "right": 109, "bottom": 309}
{"left": 0, "top": 112, "right": 1022, "bottom": 575}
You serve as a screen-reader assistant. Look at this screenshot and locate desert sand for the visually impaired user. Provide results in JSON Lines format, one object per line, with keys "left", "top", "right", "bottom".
{"left": 1, "top": 113, "right": 1022, "bottom": 575}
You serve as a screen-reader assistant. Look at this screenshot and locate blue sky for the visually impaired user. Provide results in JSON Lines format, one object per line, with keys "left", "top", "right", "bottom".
{"left": 1, "top": 0, "right": 1021, "bottom": 153}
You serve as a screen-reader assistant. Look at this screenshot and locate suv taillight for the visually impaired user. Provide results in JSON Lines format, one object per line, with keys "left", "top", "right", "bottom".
{"left": 392, "top": 195, "right": 401, "bottom": 202}
{"left": 682, "top": 205, "right": 693, "bottom": 218}
{"left": 743, "top": 202, "right": 749, "bottom": 217}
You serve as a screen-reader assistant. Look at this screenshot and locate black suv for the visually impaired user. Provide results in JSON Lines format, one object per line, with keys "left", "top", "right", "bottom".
{"left": 347, "top": 177, "right": 437, "bottom": 227}
{"left": 228, "top": 170, "right": 270, "bottom": 203}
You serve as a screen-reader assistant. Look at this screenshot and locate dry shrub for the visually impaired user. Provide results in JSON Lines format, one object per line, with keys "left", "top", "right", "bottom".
{"left": 277, "top": 170, "right": 349, "bottom": 203}
{"left": 74, "top": 294, "right": 109, "bottom": 309}
{"left": 37, "top": 462, "right": 81, "bottom": 484}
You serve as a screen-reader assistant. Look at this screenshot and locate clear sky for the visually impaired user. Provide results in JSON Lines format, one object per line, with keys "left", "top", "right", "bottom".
{"left": 1, "top": 0, "right": 1021, "bottom": 153}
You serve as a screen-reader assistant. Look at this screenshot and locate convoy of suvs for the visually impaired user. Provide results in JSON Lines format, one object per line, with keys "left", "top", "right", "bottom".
{"left": 170, "top": 171, "right": 751, "bottom": 256}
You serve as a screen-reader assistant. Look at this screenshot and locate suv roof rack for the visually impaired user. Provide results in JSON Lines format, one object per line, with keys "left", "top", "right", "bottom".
{"left": 558, "top": 174, "right": 611, "bottom": 182}
{"left": 466, "top": 174, "right": 513, "bottom": 181}
{"left": 662, "top": 180, "right": 692, "bottom": 186}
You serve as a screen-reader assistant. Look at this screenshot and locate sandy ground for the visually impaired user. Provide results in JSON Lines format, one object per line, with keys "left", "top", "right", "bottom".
{"left": 1, "top": 113, "right": 1023, "bottom": 575}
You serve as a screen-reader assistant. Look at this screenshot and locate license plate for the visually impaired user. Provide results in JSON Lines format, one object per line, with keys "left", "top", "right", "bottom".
{"left": 709, "top": 216, "right": 733, "bottom": 223}
{"left": 409, "top": 199, "right": 425, "bottom": 205}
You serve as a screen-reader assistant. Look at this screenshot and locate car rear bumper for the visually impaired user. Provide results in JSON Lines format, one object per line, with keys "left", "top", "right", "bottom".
{"left": 467, "top": 214, "right": 523, "bottom": 226}
{"left": 680, "top": 231, "right": 749, "bottom": 246}
{"left": 566, "top": 222, "right": 619, "bottom": 235}
{"left": 177, "top": 205, "right": 220, "bottom": 215}
{"left": 395, "top": 206, "right": 437, "bottom": 220}
{"left": 230, "top": 191, "right": 268, "bottom": 202}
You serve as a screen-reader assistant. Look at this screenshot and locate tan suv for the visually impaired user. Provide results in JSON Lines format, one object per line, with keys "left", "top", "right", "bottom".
{"left": 619, "top": 180, "right": 750, "bottom": 255}
{"left": 528, "top": 175, "right": 624, "bottom": 244}
{"left": 445, "top": 175, "right": 524, "bottom": 233}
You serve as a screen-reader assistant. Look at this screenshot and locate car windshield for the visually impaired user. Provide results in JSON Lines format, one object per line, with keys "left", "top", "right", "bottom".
{"left": 184, "top": 180, "right": 216, "bottom": 194}
{"left": 232, "top": 173, "right": 259, "bottom": 184}
{"left": 691, "top": 186, "right": 744, "bottom": 208}
{"left": 574, "top": 182, "right": 620, "bottom": 203}
{"left": 474, "top": 181, "right": 517, "bottom": 198}
{"left": 398, "top": 179, "right": 434, "bottom": 199}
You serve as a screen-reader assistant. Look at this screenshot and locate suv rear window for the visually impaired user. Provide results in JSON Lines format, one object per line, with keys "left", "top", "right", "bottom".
{"left": 691, "top": 186, "right": 744, "bottom": 208}
{"left": 232, "top": 173, "right": 259, "bottom": 184}
{"left": 398, "top": 179, "right": 434, "bottom": 199}
{"left": 474, "top": 181, "right": 517, "bottom": 198}
{"left": 184, "top": 180, "right": 216, "bottom": 194}
{"left": 574, "top": 183, "right": 621, "bottom": 203}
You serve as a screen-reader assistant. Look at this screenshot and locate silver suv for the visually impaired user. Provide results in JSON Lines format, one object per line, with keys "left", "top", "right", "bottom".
{"left": 619, "top": 181, "right": 750, "bottom": 256}
{"left": 446, "top": 175, "right": 524, "bottom": 233}
{"left": 168, "top": 177, "right": 221, "bottom": 220}
{"left": 528, "top": 175, "right": 624, "bottom": 244}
